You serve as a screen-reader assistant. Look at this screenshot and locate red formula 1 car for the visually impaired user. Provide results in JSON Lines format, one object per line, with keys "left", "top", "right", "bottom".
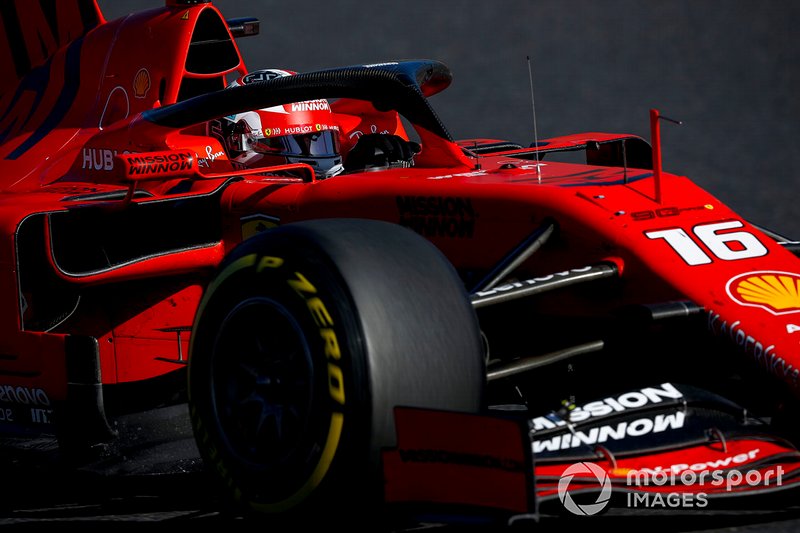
{"left": 2, "top": 0, "right": 800, "bottom": 526}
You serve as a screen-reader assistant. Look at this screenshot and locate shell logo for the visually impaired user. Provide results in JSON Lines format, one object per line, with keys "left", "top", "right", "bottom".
{"left": 133, "top": 68, "right": 151, "bottom": 99}
{"left": 726, "top": 271, "right": 800, "bottom": 315}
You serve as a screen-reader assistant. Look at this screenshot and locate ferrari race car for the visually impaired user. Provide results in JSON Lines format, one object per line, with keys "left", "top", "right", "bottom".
{"left": 2, "top": 0, "right": 800, "bottom": 526}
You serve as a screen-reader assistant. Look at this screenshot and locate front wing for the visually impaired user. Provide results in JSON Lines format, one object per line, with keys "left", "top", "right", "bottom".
{"left": 382, "top": 382, "right": 800, "bottom": 523}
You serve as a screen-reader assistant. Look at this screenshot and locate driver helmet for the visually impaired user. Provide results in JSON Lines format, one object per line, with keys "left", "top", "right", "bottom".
{"left": 221, "top": 69, "right": 343, "bottom": 178}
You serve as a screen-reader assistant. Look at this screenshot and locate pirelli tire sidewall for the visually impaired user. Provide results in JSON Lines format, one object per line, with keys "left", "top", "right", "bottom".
{"left": 188, "top": 230, "right": 369, "bottom": 515}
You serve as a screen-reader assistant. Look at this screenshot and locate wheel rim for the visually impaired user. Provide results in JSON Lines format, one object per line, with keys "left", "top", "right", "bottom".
{"left": 211, "top": 297, "right": 314, "bottom": 469}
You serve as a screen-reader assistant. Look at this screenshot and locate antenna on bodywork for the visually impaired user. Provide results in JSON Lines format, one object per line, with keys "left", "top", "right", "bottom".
{"left": 527, "top": 56, "right": 541, "bottom": 183}
{"left": 649, "top": 108, "right": 681, "bottom": 203}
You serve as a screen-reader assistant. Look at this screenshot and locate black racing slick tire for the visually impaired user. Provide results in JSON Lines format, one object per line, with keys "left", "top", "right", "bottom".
{"left": 188, "top": 218, "right": 485, "bottom": 518}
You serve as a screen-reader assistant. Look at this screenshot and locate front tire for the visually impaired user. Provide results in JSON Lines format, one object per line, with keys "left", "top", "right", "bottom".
{"left": 188, "top": 219, "right": 484, "bottom": 517}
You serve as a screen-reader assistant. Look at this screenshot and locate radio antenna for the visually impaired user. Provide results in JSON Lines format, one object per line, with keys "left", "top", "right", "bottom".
{"left": 527, "top": 55, "right": 541, "bottom": 183}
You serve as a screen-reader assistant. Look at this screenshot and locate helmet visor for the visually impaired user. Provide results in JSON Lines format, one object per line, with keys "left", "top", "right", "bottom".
{"left": 251, "top": 130, "right": 340, "bottom": 158}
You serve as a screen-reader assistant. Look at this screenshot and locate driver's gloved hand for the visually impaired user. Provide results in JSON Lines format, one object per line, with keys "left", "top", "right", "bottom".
{"left": 344, "top": 134, "right": 421, "bottom": 172}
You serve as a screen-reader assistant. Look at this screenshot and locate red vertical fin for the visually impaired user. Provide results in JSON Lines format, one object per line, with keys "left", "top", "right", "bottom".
{"left": 650, "top": 108, "right": 663, "bottom": 204}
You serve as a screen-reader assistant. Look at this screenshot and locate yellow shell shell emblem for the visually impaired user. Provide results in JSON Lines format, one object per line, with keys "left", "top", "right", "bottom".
{"left": 133, "top": 68, "right": 151, "bottom": 99}
{"left": 728, "top": 271, "right": 800, "bottom": 315}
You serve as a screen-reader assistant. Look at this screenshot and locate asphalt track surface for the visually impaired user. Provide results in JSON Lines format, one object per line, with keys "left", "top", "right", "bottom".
{"left": 4, "top": 0, "right": 798, "bottom": 530}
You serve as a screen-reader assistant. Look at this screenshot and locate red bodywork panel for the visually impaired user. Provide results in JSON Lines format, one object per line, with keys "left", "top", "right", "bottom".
{"left": 0, "top": 1, "right": 799, "bottom": 442}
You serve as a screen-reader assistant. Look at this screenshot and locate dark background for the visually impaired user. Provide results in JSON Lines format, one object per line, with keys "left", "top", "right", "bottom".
{"left": 100, "top": 0, "right": 800, "bottom": 238}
